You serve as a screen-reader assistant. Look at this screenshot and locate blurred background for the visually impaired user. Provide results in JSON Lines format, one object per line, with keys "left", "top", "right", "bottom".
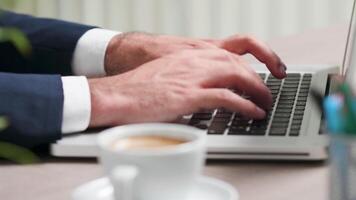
{"left": 1, "top": 0, "right": 354, "bottom": 40}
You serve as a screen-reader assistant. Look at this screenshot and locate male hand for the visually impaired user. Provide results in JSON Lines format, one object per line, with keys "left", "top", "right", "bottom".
{"left": 104, "top": 33, "right": 287, "bottom": 78}
{"left": 89, "top": 49, "right": 277, "bottom": 127}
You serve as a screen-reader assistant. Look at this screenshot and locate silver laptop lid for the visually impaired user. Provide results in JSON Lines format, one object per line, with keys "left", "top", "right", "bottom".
{"left": 343, "top": 0, "right": 356, "bottom": 88}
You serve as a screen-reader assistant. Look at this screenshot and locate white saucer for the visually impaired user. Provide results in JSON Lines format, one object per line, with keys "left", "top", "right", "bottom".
{"left": 72, "top": 176, "right": 239, "bottom": 200}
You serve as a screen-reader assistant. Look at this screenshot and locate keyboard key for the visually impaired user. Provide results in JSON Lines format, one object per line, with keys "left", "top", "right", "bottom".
{"left": 290, "top": 123, "right": 301, "bottom": 136}
{"left": 302, "top": 75, "right": 312, "bottom": 81}
{"left": 292, "top": 120, "right": 302, "bottom": 126}
{"left": 229, "top": 125, "right": 247, "bottom": 130}
{"left": 290, "top": 125, "right": 301, "bottom": 131}
{"left": 282, "top": 85, "right": 299, "bottom": 89}
{"left": 215, "top": 114, "right": 232, "bottom": 120}
{"left": 280, "top": 88, "right": 299, "bottom": 92}
{"left": 213, "top": 117, "right": 231, "bottom": 123}
{"left": 249, "top": 129, "right": 266, "bottom": 135}
{"left": 267, "top": 82, "right": 282, "bottom": 86}
{"left": 208, "top": 119, "right": 228, "bottom": 135}
{"left": 217, "top": 108, "right": 232, "bottom": 114}
{"left": 251, "top": 118, "right": 269, "bottom": 124}
{"left": 298, "top": 89, "right": 310, "bottom": 94}
{"left": 297, "top": 96, "right": 307, "bottom": 101}
{"left": 194, "top": 123, "right": 209, "bottom": 130}
{"left": 278, "top": 100, "right": 295, "bottom": 105}
{"left": 228, "top": 126, "right": 250, "bottom": 135}
{"left": 215, "top": 109, "right": 233, "bottom": 119}
{"left": 298, "top": 93, "right": 308, "bottom": 97}
{"left": 276, "top": 104, "right": 294, "bottom": 109}
{"left": 295, "top": 106, "right": 306, "bottom": 110}
{"left": 300, "top": 83, "right": 310, "bottom": 88}
{"left": 286, "top": 73, "right": 301, "bottom": 77}
{"left": 274, "top": 113, "right": 291, "bottom": 118}
{"left": 293, "top": 115, "right": 303, "bottom": 120}
{"left": 267, "top": 75, "right": 282, "bottom": 80}
{"left": 296, "top": 101, "right": 306, "bottom": 106}
{"left": 208, "top": 129, "right": 225, "bottom": 135}
{"left": 274, "top": 109, "right": 292, "bottom": 114}
{"left": 289, "top": 130, "right": 300, "bottom": 136}
{"left": 191, "top": 113, "right": 213, "bottom": 120}
{"left": 269, "top": 85, "right": 282, "bottom": 90}
{"left": 259, "top": 73, "right": 266, "bottom": 80}
{"left": 279, "top": 92, "right": 297, "bottom": 96}
{"left": 279, "top": 96, "right": 296, "bottom": 100}
{"left": 269, "top": 127, "right": 287, "bottom": 136}
{"left": 269, "top": 123, "right": 289, "bottom": 128}
{"left": 285, "top": 78, "right": 301, "bottom": 82}
{"left": 231, "top": 115, "right": 250, "bottom": 123}
{"left": 250, "top": 121, "right": 268, "bottom": 130}
{"left": 284, "top": 78, "right": 298, "bottom": 83}
{"left": 293, "top": 110, "right": 305, "bottom": 115}
{"left": 272, "top": 117, "right": 290, "bottom": 123}
{"left": 189, "top": 119, "right": 201, "bottom": 125}
{"left": 231, "top": 120, "right": 250, "bottom": 126}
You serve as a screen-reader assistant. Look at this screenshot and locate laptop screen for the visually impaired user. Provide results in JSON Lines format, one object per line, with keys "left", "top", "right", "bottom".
{"left": 343, "top": 0, "right": 356, "bottom": 89}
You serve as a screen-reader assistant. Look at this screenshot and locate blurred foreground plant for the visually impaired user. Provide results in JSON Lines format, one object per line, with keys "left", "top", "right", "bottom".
{"left": 0, "top": 8, "right": 38, "bottom": 164}
{"left": 0, "top": 28, "right": 31, "bottom": 56}
{"left": 0, "top": 118, "right": 39, "bottom": 164}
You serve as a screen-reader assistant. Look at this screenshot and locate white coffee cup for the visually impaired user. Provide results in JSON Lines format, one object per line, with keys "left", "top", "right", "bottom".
{"left": 97, "top": 123, "right": 206, "bottom": 200}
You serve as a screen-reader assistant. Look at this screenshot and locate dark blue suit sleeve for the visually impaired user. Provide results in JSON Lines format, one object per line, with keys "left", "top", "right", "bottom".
{"left": 0, "top": 10, "right": 96, "bottom": 75}
{"left": 0, "top": 72, "right": 63, "bottom": 148}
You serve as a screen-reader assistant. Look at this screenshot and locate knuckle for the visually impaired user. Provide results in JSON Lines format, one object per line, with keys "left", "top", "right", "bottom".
{"left": 218, "top": 49, "right": 234, "bottom": 60}
{"left": 242, "top": 35, "right": 257, "bottom": 44}
{"left": 217, "top": 89, "right": 233, "bottom": 102}
{"left": 246, "top": 103, "right": 257, "bottom": 112}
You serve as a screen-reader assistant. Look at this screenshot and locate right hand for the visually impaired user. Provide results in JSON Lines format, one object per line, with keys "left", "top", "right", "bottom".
{"left": 88, "top": 49, "right": 274, "bottom": 127}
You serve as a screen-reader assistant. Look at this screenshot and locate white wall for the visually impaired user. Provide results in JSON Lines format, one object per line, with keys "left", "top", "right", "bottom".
{"left": 9, "top": 0, "right": 355, "bottom": 40}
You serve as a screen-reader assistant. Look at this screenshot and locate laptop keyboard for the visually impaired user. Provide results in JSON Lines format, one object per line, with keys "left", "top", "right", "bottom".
{"left": 188, "top": 73, "right": 312, "bottom": 137}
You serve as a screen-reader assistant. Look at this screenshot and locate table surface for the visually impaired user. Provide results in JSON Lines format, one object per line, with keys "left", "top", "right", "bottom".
{"left": 0, "top": 25, "right": 349, "bottom": 200}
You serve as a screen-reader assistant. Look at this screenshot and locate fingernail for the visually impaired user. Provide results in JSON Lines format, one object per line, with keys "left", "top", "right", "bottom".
{"left": 256, "top": 107, "right": 266, "bottom": 119}
{"left": 280, "top": 63, "right": 287, "bottom": 75}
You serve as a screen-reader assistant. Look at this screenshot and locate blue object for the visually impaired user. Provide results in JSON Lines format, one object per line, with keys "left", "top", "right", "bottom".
{"left": 324, "top": 95, "right": 344, "bottom": 134}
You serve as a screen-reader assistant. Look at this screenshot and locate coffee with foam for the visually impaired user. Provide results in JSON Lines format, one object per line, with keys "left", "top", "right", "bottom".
{"left": 112, "top": 135, "right": 187, "bottom": 151}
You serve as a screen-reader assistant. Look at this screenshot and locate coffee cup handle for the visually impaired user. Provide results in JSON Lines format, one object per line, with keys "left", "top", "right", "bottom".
{"left": 111, "top": 165, "right": 139, "bottom": 200}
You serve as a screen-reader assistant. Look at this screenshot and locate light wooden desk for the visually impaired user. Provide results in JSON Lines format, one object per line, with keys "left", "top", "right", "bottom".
{"left": 0, "top": 25, "right": 348, "bottom": 200}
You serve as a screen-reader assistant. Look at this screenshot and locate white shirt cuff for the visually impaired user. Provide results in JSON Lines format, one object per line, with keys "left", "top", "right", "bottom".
{"left": 61, "top": 76, "right": 91, "bottom": 134}
{"left": 72, "top": 28, "right": 120, "bottom": 77}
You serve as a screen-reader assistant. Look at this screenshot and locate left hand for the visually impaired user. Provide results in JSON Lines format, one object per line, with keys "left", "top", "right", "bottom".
{"left": 104, "top": 32, "right": 287, "bottom": 79}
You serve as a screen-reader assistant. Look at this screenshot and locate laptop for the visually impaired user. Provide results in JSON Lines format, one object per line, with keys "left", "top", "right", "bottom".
{"left": 50, "top": 1, "right": 356, "bottom": 160}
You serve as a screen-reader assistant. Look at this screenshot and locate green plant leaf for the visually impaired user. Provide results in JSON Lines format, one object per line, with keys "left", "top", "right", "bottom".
{"left": 0, "top": 28, "right": 32, "bottom": 56}
{"left": 0, "top": 142, "right": 40, "bottom": 164}
{"left": 0, "top": 117, "right": 9, "bottom": 131}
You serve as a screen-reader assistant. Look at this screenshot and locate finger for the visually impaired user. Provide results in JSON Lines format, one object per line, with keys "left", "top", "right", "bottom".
{"left": 230, "top": 53, "right": 263, "bottom": 82}
{"left": 206, "top": 36, "right": 287, "bottom": 79}
{"left": 230, "top": 70, "right": 273, "bottom": 110}
{"left": 229, "top": 54, "right": 273, "bottom": 108}
{"left": 196, "top": 89, "right": 266, "bottom": 119}
{"left": 199, "top": 52, "right": 273, "bottom": 109}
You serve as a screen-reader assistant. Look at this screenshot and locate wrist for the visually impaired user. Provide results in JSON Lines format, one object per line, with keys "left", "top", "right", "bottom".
{"left": 88, "top": 76, "right": 131, "bottom": 127}
{"left": 104, "top": 32, "right": 157, "bottom": 75}
{"left": 104, "top": 33, "right": 123, "bottom": 75}
{"left": 88, "top": 78, "right": 114, "bottom": 127}
{"left": 88, "top": 78, "right": 102, "bottom": 127}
